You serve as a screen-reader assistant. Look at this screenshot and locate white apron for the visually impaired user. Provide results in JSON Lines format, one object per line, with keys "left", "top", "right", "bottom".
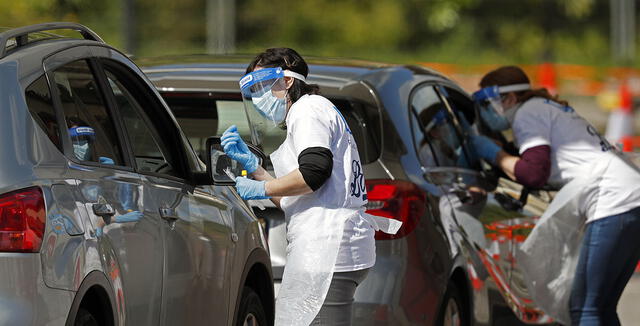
{"left": 516, "top": 153, "right": 617, "bottom": 325}
{"left": 271, "top": 135, "right": 401, "bottom": 326}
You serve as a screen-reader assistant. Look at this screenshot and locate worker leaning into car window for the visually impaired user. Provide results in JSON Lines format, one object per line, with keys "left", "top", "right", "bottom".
{"left": 220, "top": 48, "right": 401, "bottom": 326}
{"left": 470, "top": 65, "right": 640, "bottom": 326}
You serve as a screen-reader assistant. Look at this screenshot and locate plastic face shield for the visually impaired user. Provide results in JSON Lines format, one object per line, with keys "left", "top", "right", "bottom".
{"left": 239, "top": 67, "right": 307, "bottom": 146}
{"left": 472, "top": 83, "right": 531, "bottom": 116}
{"left": 69, "top": 126, "right": 95, "bottom": 160}
{"left": 239, "top": 68, "right": 288, "bottom": 145}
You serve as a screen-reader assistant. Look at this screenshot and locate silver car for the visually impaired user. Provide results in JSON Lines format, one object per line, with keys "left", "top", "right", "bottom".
{"left": 0, "top": 23, "right": 273, "bottom": 325}
{"left": 141, "top": 55, "right": 561, "bottom": 326}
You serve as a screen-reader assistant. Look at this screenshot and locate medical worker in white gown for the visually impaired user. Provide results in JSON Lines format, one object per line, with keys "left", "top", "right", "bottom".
{"left": 470, "top": 65, "right": 640, "bottom": 326}
{"left": 220, "top": 48, "right": 401, "bottom": 326}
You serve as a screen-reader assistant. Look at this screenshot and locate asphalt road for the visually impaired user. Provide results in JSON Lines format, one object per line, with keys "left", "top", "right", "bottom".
{"left": 618, "top": 274, "right": 640, "bottom": 325}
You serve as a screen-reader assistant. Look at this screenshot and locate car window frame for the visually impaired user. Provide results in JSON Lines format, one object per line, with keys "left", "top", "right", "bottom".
{"left": 43, "top": 46, "right": 135, "bottom": 172}
{"left": 96, "top": 58, "right": 192, "bottom": 182}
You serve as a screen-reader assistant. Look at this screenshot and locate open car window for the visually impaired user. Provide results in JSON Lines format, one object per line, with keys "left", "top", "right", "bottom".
{"left": 410, "top": 84, "right": 478, "bottom": 169}
{"left": 436, "top": 86, "right": 482, "bottom": 170}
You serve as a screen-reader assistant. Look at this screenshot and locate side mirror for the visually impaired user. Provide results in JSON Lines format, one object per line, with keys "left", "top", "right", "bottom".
{"left": 203, "top": 136, "right": 266, "bottom": 185}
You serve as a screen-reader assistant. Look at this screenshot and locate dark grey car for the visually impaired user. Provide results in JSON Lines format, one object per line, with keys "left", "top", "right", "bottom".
{"left": 0, "top": 24, "right": 273, "bottom": 325}
{"left": 140, "top": 55, "right": 558, "bottom": 326}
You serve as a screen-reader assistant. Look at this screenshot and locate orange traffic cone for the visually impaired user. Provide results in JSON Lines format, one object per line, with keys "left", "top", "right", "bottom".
{"left": 604, "top": 80, "right": 634, "bottom": 147}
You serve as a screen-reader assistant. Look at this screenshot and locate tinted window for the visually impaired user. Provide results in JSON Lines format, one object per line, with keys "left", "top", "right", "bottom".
{"left": 53, "top": 60, "right": 124, "bottom": 165}
{"left": 410, "top": 84, "right": 476, "bottom": 168}
{"left": 106, "top": 70, "right": 178, "bottom": 178}
{"left": 439, "top": 86, "right": 481, "bottom": 169}
{"left": 331, "top": 98, "right": 380, "bottom": 164}
{"left": 25, "top": 76, "right": 62, "bottom": 151}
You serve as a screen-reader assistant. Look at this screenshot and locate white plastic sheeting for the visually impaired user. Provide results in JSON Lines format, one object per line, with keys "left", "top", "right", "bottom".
{"left": 274, "top": 207, "right": 400, "bottom": 326}
{"left": 516, "top": 154, "right": 615, "bottom": 325}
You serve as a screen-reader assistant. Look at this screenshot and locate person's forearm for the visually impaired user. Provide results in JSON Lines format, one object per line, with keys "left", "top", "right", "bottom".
{"left": 496, "top": 150, "right": 519, "bottom": 180}
{"left": 264, "top": 169, "right": 313, "bottom": 197}
{"left": 251, "top": 166, "right": 275, "bottom": 182}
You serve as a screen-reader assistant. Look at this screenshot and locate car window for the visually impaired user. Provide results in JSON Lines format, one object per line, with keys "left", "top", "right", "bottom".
{"left": 105, "top": 70, "right": 179, "bottom": 178}
{"left": 162, "top": 95, "right": 253, "bottom": 161}
{"left": 25, "top": 75, "right": 62, "bottom": 151}
{"left": 52, "top": 59, "right": 124, "bottom": 165}
{"left": 331, "top": 98, "right": 381, "bottom": 164}
{"left": 410, "top": 84, "right": 474, "bottom": 169}
{"left": 162, "top": 93, "right": 380, "bottom": 165}
{"left": 437, "top": 86, "right": 481, "bottom": 169}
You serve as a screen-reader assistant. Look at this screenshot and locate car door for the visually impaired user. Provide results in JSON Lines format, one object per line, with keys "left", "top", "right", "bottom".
{"left": 435, "top": 85, "right": 553, "bottom": 321}
{"left": 44, "top": 48, "right": 163, "bottom": 325}
{"left": 96, "top": 57, "right": 234, "bottom": 326}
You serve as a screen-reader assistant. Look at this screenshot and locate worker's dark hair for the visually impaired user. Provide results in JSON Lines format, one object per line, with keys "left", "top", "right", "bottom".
{"left": 480, "top": 65, "right": 569, "bottom": 106}
{"left": 246, "top": 47, "right": 320, "bottom": 103}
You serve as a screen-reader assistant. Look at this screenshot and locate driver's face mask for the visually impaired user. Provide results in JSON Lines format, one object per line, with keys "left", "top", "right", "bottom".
{"left": 73, "top": 141, "right": 90, "bottom": 161}
{"left": 69, "top": 126, "right": 96, "bottom": 161}
{"left": 472, "top": 83, "right": 530, "bottom": 132}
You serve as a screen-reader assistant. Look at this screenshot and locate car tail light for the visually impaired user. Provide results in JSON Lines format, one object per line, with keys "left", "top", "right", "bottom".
{"left": 0, "top": 187, "right": 46, "bottom": 252}
{"left": 365, "top": 179, "right": 426, "bottom": 240}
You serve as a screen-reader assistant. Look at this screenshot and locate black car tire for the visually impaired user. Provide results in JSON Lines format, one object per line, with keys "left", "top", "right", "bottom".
{"left": 236, "top": 286, "right": 268, "bottom": 326}
{"left": 436, "top": 282, "right": 467, "bottom": 326}
{"left": 74, "top": 308, "right": 99, "bottom": 326}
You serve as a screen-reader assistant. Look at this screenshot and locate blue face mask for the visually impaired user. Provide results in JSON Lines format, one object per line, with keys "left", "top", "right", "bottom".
{"left": 252, "top": 91, "right": 287, "bottom": 124}
{"left": 479, "top": 104, "right": 510, "bottom": 132}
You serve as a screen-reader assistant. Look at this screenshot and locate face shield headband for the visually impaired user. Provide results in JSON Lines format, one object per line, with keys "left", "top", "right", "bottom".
{"left": 472, "top": 83, "right": 530, "bottom": 132}
{"left": 472, "top": 83, "right": 531, "bottom": 115}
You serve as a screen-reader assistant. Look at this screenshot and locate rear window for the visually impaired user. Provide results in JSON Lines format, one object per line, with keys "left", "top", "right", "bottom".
{"left": 25, "top": 75, "right": 62, "bottom": 151}
{"left": 330, "top": 98, "right": 380, "bottom": 164}
{"left": 161, "top": 92, "right": 381, "bottom": 164}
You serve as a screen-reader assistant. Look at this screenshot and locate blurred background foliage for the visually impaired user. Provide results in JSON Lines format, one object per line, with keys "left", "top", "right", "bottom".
{"left": 0, "top": 0, "right": 630, "bottom": 67}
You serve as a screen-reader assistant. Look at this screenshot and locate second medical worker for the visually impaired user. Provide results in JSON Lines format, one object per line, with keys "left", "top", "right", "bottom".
{"left": 471, "top": 65, "right": 640, "bottom": 326}
{"left": 220, "top": 48, "right": 400, "bottom": 326}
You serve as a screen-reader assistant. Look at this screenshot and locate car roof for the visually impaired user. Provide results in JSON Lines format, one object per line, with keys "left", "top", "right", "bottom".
{"left": 138, "top": 54, "right": 448, "bottom": 89}
{"left": 0, "top": 23, "right": 109, "bottom": 85}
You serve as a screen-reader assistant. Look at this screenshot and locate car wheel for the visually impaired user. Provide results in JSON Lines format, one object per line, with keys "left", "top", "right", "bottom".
{"left": 74, "top": 308, "right": 99, "bottom": 326}
{"left": 437, "top": 283, "right": 467, "bottom": 326}
{"left": 237, "top": 286, "right": 268, "bottom": 326}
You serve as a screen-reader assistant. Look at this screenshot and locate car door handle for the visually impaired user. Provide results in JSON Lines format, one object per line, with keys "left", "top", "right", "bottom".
{"left": 159, "top": 208, "right": 179, "bottom": 222}
{"left": 92, "top": 203, "right": 115, "bottom": 217}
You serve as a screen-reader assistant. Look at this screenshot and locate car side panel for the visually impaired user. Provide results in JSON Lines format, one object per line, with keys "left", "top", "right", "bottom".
{"left": 0, "top": 253, "right": 74, "bottom": 325}
{"left": 145, "top": 176, "right": 232, "bottom": 326}
{"left": 222, "top": 185, "right": 273, "bottom": 326}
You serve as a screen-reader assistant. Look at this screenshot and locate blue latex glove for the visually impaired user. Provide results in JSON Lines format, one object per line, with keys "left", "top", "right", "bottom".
{"left": 115, "top": 211, "right": 143, "bottom": 223}
{"left": 95, "top": 227, "right": 103, "bottom": 237}
{"left": 99, "top": 156, "right": 115, "bottom": 165}
{"left": 235, "top": 176, "right": 270, "bottom": 200}
{"left": 469, "top": 134, "right": 501, "bottom": 164}
{"left": 220, "top": 125, "right": 259, "bottom": 173}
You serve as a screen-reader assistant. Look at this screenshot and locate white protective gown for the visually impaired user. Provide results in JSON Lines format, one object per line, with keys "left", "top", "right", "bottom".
{"left": 512, "top": 97, "right": 640, "bottom": 324}
{"left": 271, "top": 95, "right": 401, "bottom": 326}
